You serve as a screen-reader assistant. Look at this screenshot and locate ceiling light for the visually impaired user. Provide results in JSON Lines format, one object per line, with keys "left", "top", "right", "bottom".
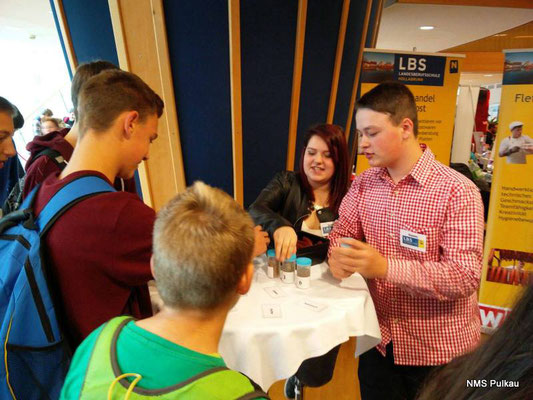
{"left": 484, "top": 74, "right": 493, "bottom": 77}
{"left": 514, "top": 35, "right": 533, "bottom": 39}
{"left": 494, "top": 34, "right": 507, "bottom": 37}
{"left": 419, "top": 26, "right": 434, "bottom": 30}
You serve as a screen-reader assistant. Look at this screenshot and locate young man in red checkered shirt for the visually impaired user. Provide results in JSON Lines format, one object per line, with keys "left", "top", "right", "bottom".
{"left": 328, "top": 82, "right": 484, "bottom": 400}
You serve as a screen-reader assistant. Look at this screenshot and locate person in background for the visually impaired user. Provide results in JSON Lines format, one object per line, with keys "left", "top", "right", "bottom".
{"left": 417, "top": 284, "right": 533, "bottom": 400}
{"left": 328, "top": 82, "right": 484, "bottom": 400}
{"left": 60, "top": 182, "right": 268, "bottom": 399}
{"left": 32, "top": 108, "right": 53, "bottom": 136}
{"left": 40, "top": 116, "right": 61, "bottom": 135}
{"left": 248, "top": 123, "right": 350, "bottom": 399}
{"left": 484, "top": 121, "right": 497, "bottom": 150}
{"left": 498, "top": 121, "right": 533, "bottom": 164}
{"left": 0, "top": 97, "right": 24, "bottom": 208}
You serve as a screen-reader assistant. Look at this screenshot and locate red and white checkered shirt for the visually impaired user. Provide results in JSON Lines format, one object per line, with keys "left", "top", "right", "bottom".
{"left": 329, "top": 148, "right": 484, "bottom": 365}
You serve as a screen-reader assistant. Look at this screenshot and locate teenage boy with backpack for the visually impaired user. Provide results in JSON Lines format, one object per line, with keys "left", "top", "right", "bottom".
{"left": 60, "top": 181, "right": 269, "bottom": 399}
{"left": 22, "top": 60, "right": 137, "bottom": 199}
{"left": 33, "top": 69, "right": 163, "bottom": 350}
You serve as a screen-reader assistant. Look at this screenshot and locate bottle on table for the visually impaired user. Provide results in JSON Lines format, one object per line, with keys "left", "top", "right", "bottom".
{"left": 296, "top": 257, "right": 312, "bottom": 289}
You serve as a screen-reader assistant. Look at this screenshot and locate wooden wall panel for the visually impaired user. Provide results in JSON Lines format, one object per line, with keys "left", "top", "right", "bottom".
{"left": 108, "top": 0, "right": 186, "bottom": 211}
{"left": 287, "top": 0, "right": 308, "bottom": 171}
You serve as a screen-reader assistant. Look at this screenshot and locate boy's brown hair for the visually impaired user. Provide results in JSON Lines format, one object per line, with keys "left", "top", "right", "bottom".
{"left": 77, "top": 69, "right": 164, "bottom": 136}
{"left": 71, "top": 60, "right": 119, "bottom": 119}
{"left": 356, "top": 81, "right": 419, "bottom": 137}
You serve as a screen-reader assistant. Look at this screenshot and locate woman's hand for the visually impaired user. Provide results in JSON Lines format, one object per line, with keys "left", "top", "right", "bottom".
{"left": 273, "top": 226, "right": 297, "bottom": 262}
{"left": 253, "top": 226, "right": 270, "bottom": 257}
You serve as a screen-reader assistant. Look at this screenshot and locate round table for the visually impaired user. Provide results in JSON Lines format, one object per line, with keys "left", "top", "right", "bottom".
{"left": 219, "top": 258, "right": 381, "bottom": 390}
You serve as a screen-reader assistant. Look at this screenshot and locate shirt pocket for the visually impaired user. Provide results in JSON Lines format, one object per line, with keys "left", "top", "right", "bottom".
{"left": 398, "top": 225, "right": 440, "bottom": 261}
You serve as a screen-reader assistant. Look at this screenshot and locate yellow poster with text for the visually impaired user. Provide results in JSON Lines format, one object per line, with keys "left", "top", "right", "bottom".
{"left": 356, "top": 49, "right": 463, "bottom": 174}
{"left": 478, "top": 49, "right": 533, "bottom": 333}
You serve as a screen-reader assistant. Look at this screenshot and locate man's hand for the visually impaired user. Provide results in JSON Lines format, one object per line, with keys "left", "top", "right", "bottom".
{"left": 509, "top": 145, "right": 521, "bottom": 154}
{"left": 253, "top": 226, "right": 270, "bottom": 257}
{"left": 273, "top": 226, "right": 297, "bottom": 262}
{"left": 329, "top": 238, "right": 388, "bottom": 280}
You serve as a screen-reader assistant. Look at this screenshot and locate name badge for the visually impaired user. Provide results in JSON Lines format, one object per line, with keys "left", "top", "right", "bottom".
{"left": 400, "top": 229, "right": 426, "bottom": 253}
{"left": 320, "top": 221, "right": 334, "bottom": 237}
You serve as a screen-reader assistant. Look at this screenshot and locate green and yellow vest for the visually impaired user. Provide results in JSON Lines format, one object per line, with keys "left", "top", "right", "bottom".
{"left": 78, "top": 316, "right": 268, "bottom": 400}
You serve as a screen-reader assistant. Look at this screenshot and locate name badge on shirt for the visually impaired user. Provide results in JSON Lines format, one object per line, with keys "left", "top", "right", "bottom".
{"left": 320, "top": 221, "right": 334, "bottom": 237}
{"left": 400, "top": 229, "right": 426, "bottom": 253}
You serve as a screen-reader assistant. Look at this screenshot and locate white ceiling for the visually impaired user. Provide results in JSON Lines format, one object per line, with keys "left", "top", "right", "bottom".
{"left": 376, "top": 3, "right": 533, "bottom": 53}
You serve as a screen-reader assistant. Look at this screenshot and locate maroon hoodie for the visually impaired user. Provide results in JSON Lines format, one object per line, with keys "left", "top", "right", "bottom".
{"left": 23, "top": 128, "right": 73, "bottom": 197}
{"left": 23, "top": 128, "right": 137, "bottom": 198}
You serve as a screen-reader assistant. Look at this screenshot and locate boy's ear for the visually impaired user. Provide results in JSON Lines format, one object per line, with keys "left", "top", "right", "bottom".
{"left": 150, "top": 255, "right": 155, "bottom": 278}
{"left": 122, "top": 111, "right": 140, "bottom": 139}
{"left": 236, "top": 263, "right": 254, "bottom": 295}
{"left": 400, "top": 117, "right": 415, "bottom": 140}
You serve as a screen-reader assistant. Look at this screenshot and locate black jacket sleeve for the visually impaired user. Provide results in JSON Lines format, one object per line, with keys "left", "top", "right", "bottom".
{"left": 248, "top": 171, "right": 296, "bottom": 236}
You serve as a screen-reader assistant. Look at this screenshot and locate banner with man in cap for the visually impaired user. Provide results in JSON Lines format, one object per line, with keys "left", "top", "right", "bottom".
{"left": 478, "top": 49, "right": 533, "bottom": 334}
{"left": 498, "top": 121, "right": 533, "bottom": 164}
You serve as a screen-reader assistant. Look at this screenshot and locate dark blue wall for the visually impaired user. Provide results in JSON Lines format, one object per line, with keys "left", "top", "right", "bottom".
{"left": 164, "top": 0, "right": 234, "bottom": 196}
{"left": 241, "top": 0, "right": 298, "bottom": 206}
{"left": 60, "top": 0, "right": 119, "bottom": 66}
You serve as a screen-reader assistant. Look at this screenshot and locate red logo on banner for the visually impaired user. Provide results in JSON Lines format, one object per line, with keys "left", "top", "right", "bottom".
{"left": 479, "top": 304, "right": 511, "bottom": 330}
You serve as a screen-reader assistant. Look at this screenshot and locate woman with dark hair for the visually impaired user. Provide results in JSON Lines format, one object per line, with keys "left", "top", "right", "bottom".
{"left": 417, "top": 284, "right": 533, "bottom": 400}
{"left": 249, "top": 123, "right": 350, "bottom": 261}
{"left": 249, "top": 124, "right": 350, "bottom": 398}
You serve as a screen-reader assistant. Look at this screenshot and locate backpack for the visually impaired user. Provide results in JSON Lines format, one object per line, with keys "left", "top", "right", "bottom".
{"left": 1, "top": 148, "right": 67, "bottom": 216}
{"left": 0, "top": 174, "right": 115, "bottom": 400}
{"left": 74, "top": 316, "right": 269, "bottom": 400}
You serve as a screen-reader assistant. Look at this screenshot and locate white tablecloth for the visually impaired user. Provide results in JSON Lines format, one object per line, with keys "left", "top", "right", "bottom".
{"left": 219, "top": 259, "right": 381, "bottom": 390}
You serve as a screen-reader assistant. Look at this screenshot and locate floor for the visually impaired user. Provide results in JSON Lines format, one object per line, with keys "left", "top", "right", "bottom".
{"left": 267, "top": 338, "right": 361, "bottom": 400}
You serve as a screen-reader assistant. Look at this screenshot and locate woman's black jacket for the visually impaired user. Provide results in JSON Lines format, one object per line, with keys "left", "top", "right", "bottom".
{"left": 248, "top": 171, "right": 336, "bottom": 238}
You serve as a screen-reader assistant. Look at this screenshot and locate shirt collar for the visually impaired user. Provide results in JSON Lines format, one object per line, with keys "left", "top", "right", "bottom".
{"left": 375, "top": 146, "right": 435, "bottom": 187}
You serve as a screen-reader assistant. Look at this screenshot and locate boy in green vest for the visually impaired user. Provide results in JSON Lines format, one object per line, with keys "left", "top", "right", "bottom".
{"left": 60, "top": 181, "right": 268, "bottom": 399}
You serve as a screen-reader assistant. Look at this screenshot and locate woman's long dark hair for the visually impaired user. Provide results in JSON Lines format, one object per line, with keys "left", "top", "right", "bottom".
{"left": 298, "top": 124, "right": 349, "bottom": 214}
{"left": 417, "top": 284, "right": 533, "bottom": 400}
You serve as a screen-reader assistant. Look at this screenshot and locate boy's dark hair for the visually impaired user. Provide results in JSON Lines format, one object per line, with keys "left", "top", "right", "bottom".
{"left": 0, "top": 97, "right": 16, "bottom": 118}
{"left": 356, "top": 81, "right": 419, "bottom": 137}
{"left": 71, "top": 60, "right": 119, "bottom": 119}
{"left": 77, "top": 69, "right": 164, "bottom": 136}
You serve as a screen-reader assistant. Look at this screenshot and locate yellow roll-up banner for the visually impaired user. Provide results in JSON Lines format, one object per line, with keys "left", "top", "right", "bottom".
{"left": 478, "top": 49, "right": 533, "bottom": 333}
{"left": 356, "top": 49, "right": 463, "bottom": 174}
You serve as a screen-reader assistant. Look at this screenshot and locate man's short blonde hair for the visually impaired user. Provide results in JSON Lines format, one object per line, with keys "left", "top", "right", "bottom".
{"left": 153, "top": 181, "right": 255, "bottom": 310}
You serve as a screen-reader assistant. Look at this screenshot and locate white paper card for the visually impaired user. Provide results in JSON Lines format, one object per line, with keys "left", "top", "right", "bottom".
{"left": 262, "top": 304, "right": 282, "bottom": 318}
{"left": 300, "top": 299, "right": 327, "bottom": 312}
{"left": 264, "top": 287, "right": 287, "bottom": 298}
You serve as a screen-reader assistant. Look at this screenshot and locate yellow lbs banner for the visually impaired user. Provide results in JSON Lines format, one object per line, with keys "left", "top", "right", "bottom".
{"left": 356, "top": 49, "right": 463, "bottom": 174}
{"left": 479, "top": 49, "right": 533, "bottom": 333}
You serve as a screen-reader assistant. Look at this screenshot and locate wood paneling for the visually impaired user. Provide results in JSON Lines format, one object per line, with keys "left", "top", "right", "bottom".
{"left": 268, "top": 338, "right": 361, "bottom": 400}
{"left": 287, "top": 0, "right": 308, "bottom": 171}
{"left": 327, "top": 0, "right": 351, "bottom": 124}
{"left": 52, "top": 0, "right": 78, "bottom": 72}
{"left": 345, "top": 0, "right": 373, "bottom": 140}
{"left": 443, "top": 22, "right": 533, "bottom": 53}
{"left": 108, "top": 0, "right": 186, "bottom": 211}
{"left": 397, "top": 0, "right": 533, "bottom": 8}
{"left": 228, "top": 0, "right": 244, "bottom": 205}
{"left": 457, "top": 52, "right": 505, "bottom": 73}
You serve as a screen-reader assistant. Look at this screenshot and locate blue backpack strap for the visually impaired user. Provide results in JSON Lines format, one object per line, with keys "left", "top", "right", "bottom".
{"left": 36, "top": 175, "right": 115, "bottom": 236}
